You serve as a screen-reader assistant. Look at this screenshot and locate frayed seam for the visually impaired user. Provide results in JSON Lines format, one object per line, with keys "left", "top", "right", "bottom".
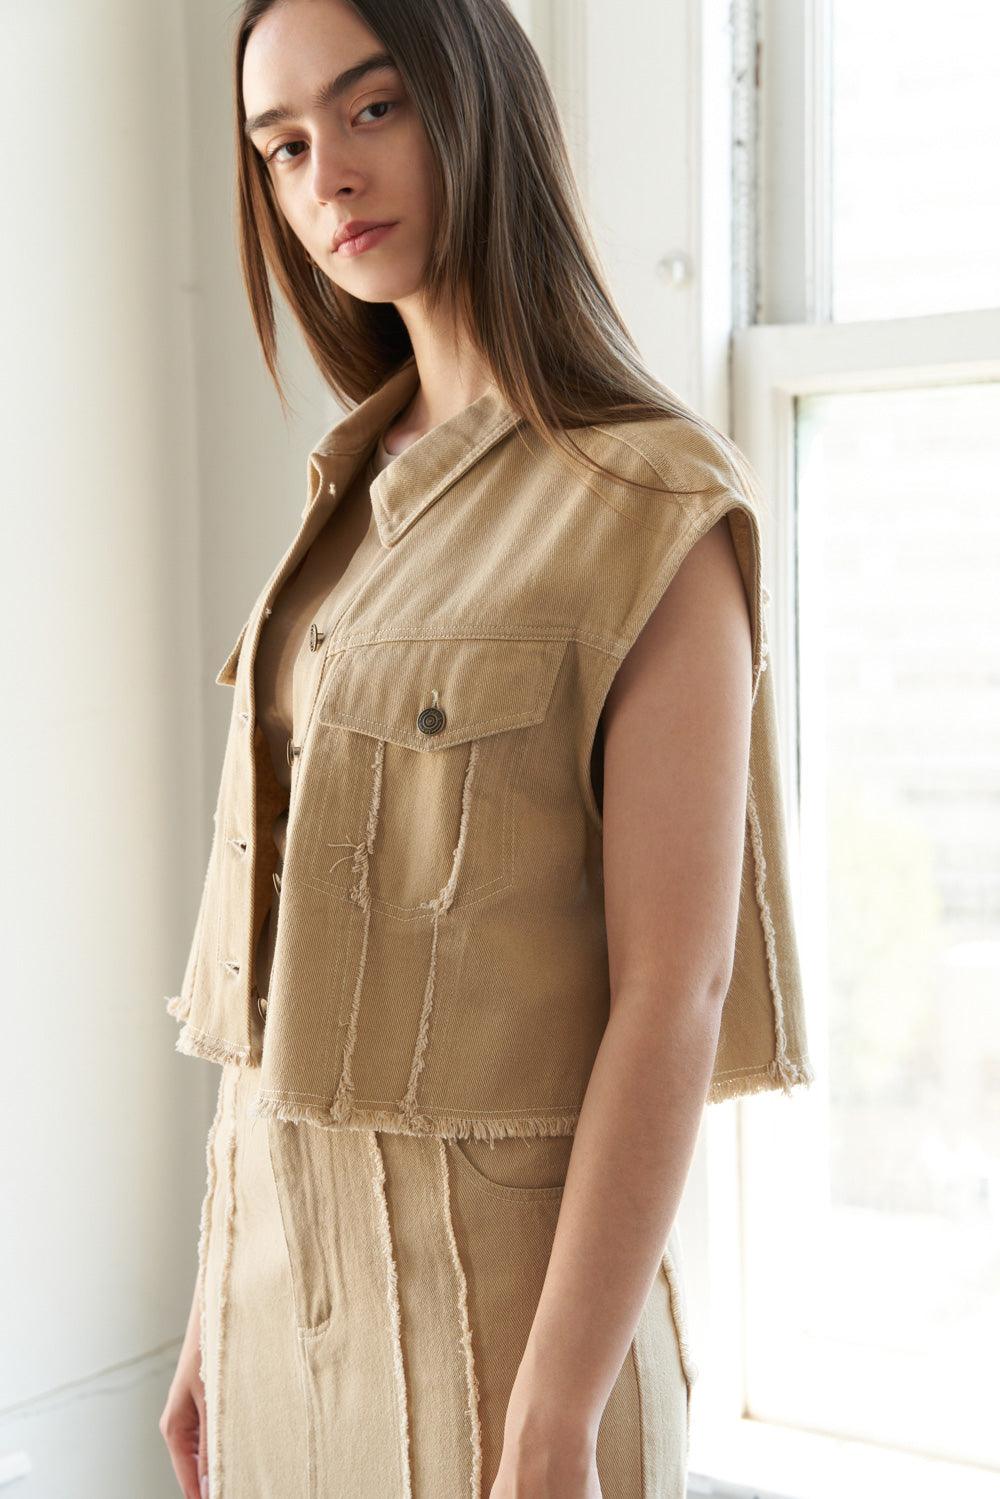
{"left": 368, "top": 1134, "right": 413, "bottom": 1498}
{"left": 399, "top": 908, "right": 442, "bottom": 1117}
{"left": 661, "top": 1243, "right": 699, "bottom": 1395}
{"left": 418, "top": 740, "right": 478, "bottom": 917}
{"left": 196, "top": 1073, "right": 227, "bottom": 1392}
{"left": 401, "top": 741, "right": 480, "bottom": 1118}
{"left": 331, "top": 892, "right": 373, "bottom": 1111}
{"left": 349, "top": 738, "right": 384, "bottom": 909}
{"left": 325, "top": 838, "right": 366, "bottom": 877}
{"left": 333, "top": 739, "right": 383, "bottom": 1114}
{"left": 209, "top": 1081, "right": 238, "bottom": 1499}
{"left": 437, "top": 1139, "right": 482, "bottom": 1499}
{"left": 744, "top": 767, "right": 794, "bottom": 1084}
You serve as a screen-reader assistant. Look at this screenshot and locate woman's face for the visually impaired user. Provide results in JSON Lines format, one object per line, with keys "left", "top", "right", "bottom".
{"left": 242, "top": 0, "right": 435, "bottom": 304}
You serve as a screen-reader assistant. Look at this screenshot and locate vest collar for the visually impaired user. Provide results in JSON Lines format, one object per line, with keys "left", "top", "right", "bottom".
{"left": 304, "top": 356, "right": 523, "bottom": 548}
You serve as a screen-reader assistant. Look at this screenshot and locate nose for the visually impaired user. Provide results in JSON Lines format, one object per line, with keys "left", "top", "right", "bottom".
{"left": 309, "top": 135, "right": 364, "bottom": 209}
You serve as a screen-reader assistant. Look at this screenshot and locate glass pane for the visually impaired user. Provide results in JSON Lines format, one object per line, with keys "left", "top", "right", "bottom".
{"left": 832, "top": 2, "right": 1000, "bottom": 320}
{"left": 741, "top": 382, "right": 1000, "bottom": 1471}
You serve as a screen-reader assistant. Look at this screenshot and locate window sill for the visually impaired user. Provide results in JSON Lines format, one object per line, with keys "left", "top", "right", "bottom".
{"left": 688, "top": 1416, "right": 998, "bottom": 1499}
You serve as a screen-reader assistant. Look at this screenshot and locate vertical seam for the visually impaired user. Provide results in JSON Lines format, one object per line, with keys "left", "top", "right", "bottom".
{"left": 629, "top": 1339, "right": 648, "bottom": 1499}
{"left": 661, "top": 1246, "right": 699, "bottom": 1411}
{"left": 403, "top": 741, "right": 479, "bottom": 1117}
{"left": 400, "top": 908, "right": 443, "bottom": 1117}
{"left": 437, "top": 1139, "right": 482, "bottom": 1499}
{"left": 209, "top": 1075, "right": 239, "bottom": 1498}
{"left": 196, "top": 1069, "right": 227, "bottom": 1392}
{"left": 745, "top": 766, "right": 796, "bottom": 1092}
{"left": 331, "top": 739, "right": 384, "bottom": 1118}
{"left": 368, "top": 1132, "right": 414, "bottom": 1498}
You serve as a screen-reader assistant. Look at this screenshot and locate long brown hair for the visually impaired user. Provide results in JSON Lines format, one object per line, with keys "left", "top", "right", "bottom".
{"left": 232, "top": 0, "right": 765, "bottom": 511}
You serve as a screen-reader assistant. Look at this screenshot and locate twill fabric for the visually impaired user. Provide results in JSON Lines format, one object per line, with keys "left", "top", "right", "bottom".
{"left": 197, "top": 1059, "right": 695, "bottom": 1499}
{"left": 165, "top": 353, "right": 814, "bottom": 1134}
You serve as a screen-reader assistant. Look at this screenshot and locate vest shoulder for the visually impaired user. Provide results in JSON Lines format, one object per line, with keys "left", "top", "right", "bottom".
{"left": 569, "top": 409, "right": 758, "bottom": 522}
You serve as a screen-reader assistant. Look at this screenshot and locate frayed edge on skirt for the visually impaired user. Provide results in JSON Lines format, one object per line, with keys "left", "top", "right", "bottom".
{"left": 437, "top": 1139, "right": 482, "bottom": 1499}
{"left": 661, "top": 1241, "right": 699, "bottom": 1448}
{"left": 368, "top": 1134, "right": 414, "bottom": 1498}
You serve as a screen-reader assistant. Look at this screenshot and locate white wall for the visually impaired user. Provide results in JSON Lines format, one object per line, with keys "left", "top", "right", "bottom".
{"left": 0, "top": 1, "right": 714, "bottom": 1494}
{"left": 0, "top": 3, "right": 330, "bottom": 1494}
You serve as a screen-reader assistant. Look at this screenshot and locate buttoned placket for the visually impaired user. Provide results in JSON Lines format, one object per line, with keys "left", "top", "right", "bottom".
{"left": 223, "top": 364, "right": 521, "bottom": 1049}
{"left": 259, "top": 477, "right": 348, "bottom": 1026}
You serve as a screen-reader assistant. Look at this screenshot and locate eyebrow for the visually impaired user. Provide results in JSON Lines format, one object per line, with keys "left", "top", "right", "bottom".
{"left": 243, "top": 49, "right": 398, "bottom": 138}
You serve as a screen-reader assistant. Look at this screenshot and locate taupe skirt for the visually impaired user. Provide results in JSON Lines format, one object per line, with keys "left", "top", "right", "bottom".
{"left": 197, "top": 1060, "right": 696, "bottom": 1498}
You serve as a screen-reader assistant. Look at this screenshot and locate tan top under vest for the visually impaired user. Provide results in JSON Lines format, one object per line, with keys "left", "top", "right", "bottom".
{"left": 165, "top": 356, "right": 815, "bottom": 1139}
{"left": 251, "top": 433, "right": 400, "bottom": 1005}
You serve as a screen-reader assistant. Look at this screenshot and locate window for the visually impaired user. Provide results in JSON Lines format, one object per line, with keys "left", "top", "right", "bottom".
{"left": 720, "top": 1, "right": 1000, "bottom": 1492}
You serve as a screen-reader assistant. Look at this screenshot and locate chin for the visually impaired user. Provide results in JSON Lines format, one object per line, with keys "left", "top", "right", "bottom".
{"left": 336, "top": 268, "right": 423, "bottom": 303}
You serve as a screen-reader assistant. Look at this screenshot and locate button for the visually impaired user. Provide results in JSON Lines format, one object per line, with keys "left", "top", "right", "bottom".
{"left": 286, "top": 738, "right": 301, "bottom": 766}
{"left": 273, "top": 870, "right": 282, "bottom": 894}
{"left": 255, "top": 989, "right": 268, "bottom": 1020}
{"left": 417, "top": 705, "right": 446, "bottom": 735}
{"left": 309, "top": 622, "right": 326, "bottom": 652}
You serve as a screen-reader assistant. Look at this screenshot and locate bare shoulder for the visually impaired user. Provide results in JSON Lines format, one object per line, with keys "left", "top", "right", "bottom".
{"left": 606, "top": 513, "right": 753, "bottom": 724}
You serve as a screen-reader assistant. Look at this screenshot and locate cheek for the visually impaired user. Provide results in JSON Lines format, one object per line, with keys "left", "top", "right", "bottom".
{"left": 391, "top": 124, "right": 437, "bottom": 216}
{"left": 270, "top": 178, "right": 314, "bottom": 246}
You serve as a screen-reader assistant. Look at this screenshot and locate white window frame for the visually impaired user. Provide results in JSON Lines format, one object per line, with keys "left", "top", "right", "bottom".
{"left": 730, "top": 4, "right": 1000, "bottom": 1496}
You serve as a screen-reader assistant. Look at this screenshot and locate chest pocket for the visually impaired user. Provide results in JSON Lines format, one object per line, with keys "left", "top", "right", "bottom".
{"left": 301, "top": 637, "right": 568, "bottom": 913}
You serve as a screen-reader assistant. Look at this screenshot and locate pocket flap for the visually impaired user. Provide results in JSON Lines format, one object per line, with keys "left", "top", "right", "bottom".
{"left": 316, "top": 637, "right": 568, "bottom": 750}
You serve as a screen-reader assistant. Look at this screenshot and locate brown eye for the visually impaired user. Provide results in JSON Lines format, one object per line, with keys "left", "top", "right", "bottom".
{"left": 268, "top": 140, "right": 306, "bottom": 164}
{"left": 355, "top": 99, "right": 397, "bottom": 125}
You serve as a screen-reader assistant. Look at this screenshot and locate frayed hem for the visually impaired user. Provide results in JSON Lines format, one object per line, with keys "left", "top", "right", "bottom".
{"left": 707, "top": 1055, "right": 816, "bottom": 1103}
{"left": 248, "top": 1092, "right": 581, "bottom": 1141}
{"left": 165, "top": 993, "right": 190, "bottom": 1020}
{"left": 175, "top": 1021, "right": 256, "bottom": 1068}
{"left": 660, "top": 1242, "right": 699, "bottom": 1401}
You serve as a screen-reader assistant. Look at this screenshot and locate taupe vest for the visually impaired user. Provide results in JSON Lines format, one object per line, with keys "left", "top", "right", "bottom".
{"left": 166, "top": 357, "right": 814, "bottom": 1138}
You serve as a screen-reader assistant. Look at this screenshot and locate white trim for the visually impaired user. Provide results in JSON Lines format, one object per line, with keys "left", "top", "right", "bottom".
{"left": 758, "top": 0, "right": 834, "bottom": 323}
{"left": 731, "top": 0, "right": 759, "bottom": 331}
{"left": 731, "top": 305, "right": 1000, "bottom": 833}
{"left": 690, "top": 1413, "right": 1000, "bottom": 1499}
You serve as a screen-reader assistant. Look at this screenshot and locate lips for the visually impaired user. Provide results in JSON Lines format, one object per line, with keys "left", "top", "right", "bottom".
{"left": 335, "top": 222, "right": 397, "bottom": 259}
{"left": 332, "top": 220, "right": 397, "bottom": 254}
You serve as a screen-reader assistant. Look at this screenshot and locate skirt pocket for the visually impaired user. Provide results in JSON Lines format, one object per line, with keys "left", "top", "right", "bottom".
{"left": 266, "top": 1121, "right": 412, "bottom": 1499}
{"left": 446, "top": 1131, "right": 575, "bottom": 1198}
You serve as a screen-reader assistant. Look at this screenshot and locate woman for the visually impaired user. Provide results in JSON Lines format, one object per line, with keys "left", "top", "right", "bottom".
{"left": 159, "top": 0, "right": 813, "bottom": 1495}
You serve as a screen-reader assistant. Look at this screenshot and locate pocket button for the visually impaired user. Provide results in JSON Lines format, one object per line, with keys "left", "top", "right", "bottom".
{"left": 416, "top": 705, "right": 446, "bottom": 735}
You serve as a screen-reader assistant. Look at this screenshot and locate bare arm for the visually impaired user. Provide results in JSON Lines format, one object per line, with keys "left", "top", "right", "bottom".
{"left": 159, "top": 1242, "right": 210, "bottom": 1497}
{"left": 498, "top": 514, "right": 753, "bottom": 1466}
